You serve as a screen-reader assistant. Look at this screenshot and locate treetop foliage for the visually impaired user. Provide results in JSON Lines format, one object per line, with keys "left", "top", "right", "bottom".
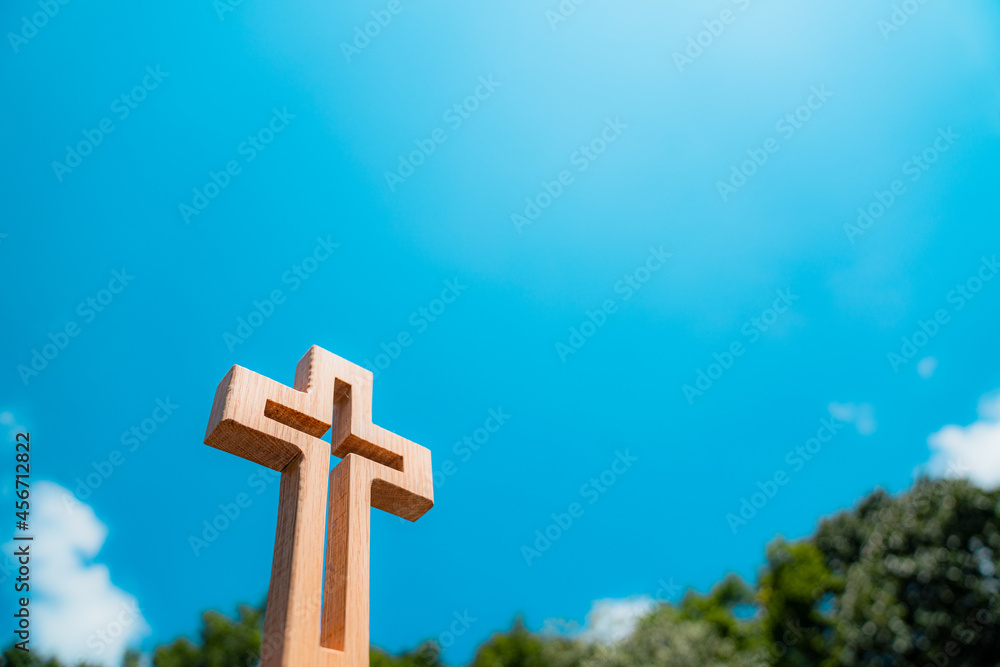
{"left": 5, "top": 478, "right": 998, "bottom": 667}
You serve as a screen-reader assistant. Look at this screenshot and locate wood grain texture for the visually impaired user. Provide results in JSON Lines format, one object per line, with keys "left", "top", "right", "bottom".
{"left": 204, "top": 345, "right": 434, "bottom": 667}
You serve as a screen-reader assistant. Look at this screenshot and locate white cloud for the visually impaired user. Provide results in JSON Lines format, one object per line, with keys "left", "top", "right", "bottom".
{"left": 17, "top": 481, "right": 149, "bottom": 666}
{"left": 924, "top": 392, "right": 1000, "bottom": 489}
{"left": 917, "top": 357, "right": 938, "bottom": 379}
{"left": 543, "top": 596, "right": 657, "bottom": 645}
{"left": 828, "top": 402, "right": 877, "bottom": 435}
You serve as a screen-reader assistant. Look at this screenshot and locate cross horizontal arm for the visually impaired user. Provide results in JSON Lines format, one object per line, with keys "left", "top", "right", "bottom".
{"left": 205, "top": 346, "right": 433, "bottom": 512}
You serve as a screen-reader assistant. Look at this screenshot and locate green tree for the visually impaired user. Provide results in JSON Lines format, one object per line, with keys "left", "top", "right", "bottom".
{"left": 814, "top": 478, "right": 1000, "bottom": 666}
{"left": 152, "top": 602, "right": 440, "bottom": 667}
{"left": 0, "top": 648, "right": 77, "bottom": 667}
{"left": 472, "top": 618, "right": 548, "bottom": 667}
{"left": 370, "top": 642, "right": 441, "bottom": 667}
{"left": 756, "top": 540, "right": 842, "bottom": 666}
{"left": 153, "top": 605, "right": 263, "bottom": 667}
{"left": 6, "top": 478, "right": 1000, "bottom": 667}
{"left": 573, "top": 576, "right": 765, "bottom": 667}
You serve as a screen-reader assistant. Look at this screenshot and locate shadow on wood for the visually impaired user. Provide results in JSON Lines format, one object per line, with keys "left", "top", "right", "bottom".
{"left": 204, "top": 345, "right": 434, "bottom": 667}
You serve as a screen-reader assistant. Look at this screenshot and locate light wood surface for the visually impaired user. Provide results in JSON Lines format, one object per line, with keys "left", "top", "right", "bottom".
{"left": 204, "top": 345, "right": 434, "bottom": 667}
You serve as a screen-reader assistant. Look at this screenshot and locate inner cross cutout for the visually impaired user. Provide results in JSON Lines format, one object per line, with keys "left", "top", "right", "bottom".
{"left": 204, "top": 345, "right": 434, "bottom": 667}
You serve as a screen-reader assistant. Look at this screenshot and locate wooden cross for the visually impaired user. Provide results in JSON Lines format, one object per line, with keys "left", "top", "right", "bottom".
{"left": 203, "top": 345, "right": 434, "bottom": 667}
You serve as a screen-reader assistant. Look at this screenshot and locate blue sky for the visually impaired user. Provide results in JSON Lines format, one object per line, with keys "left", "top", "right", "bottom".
{"left": 2, "top": 0, "right": 1000, "bottom": 664}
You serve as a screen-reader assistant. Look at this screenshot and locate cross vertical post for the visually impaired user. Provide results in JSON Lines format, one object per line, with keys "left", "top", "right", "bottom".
{"left": 204, "top": 346, "right": 434, "bottom": 667}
